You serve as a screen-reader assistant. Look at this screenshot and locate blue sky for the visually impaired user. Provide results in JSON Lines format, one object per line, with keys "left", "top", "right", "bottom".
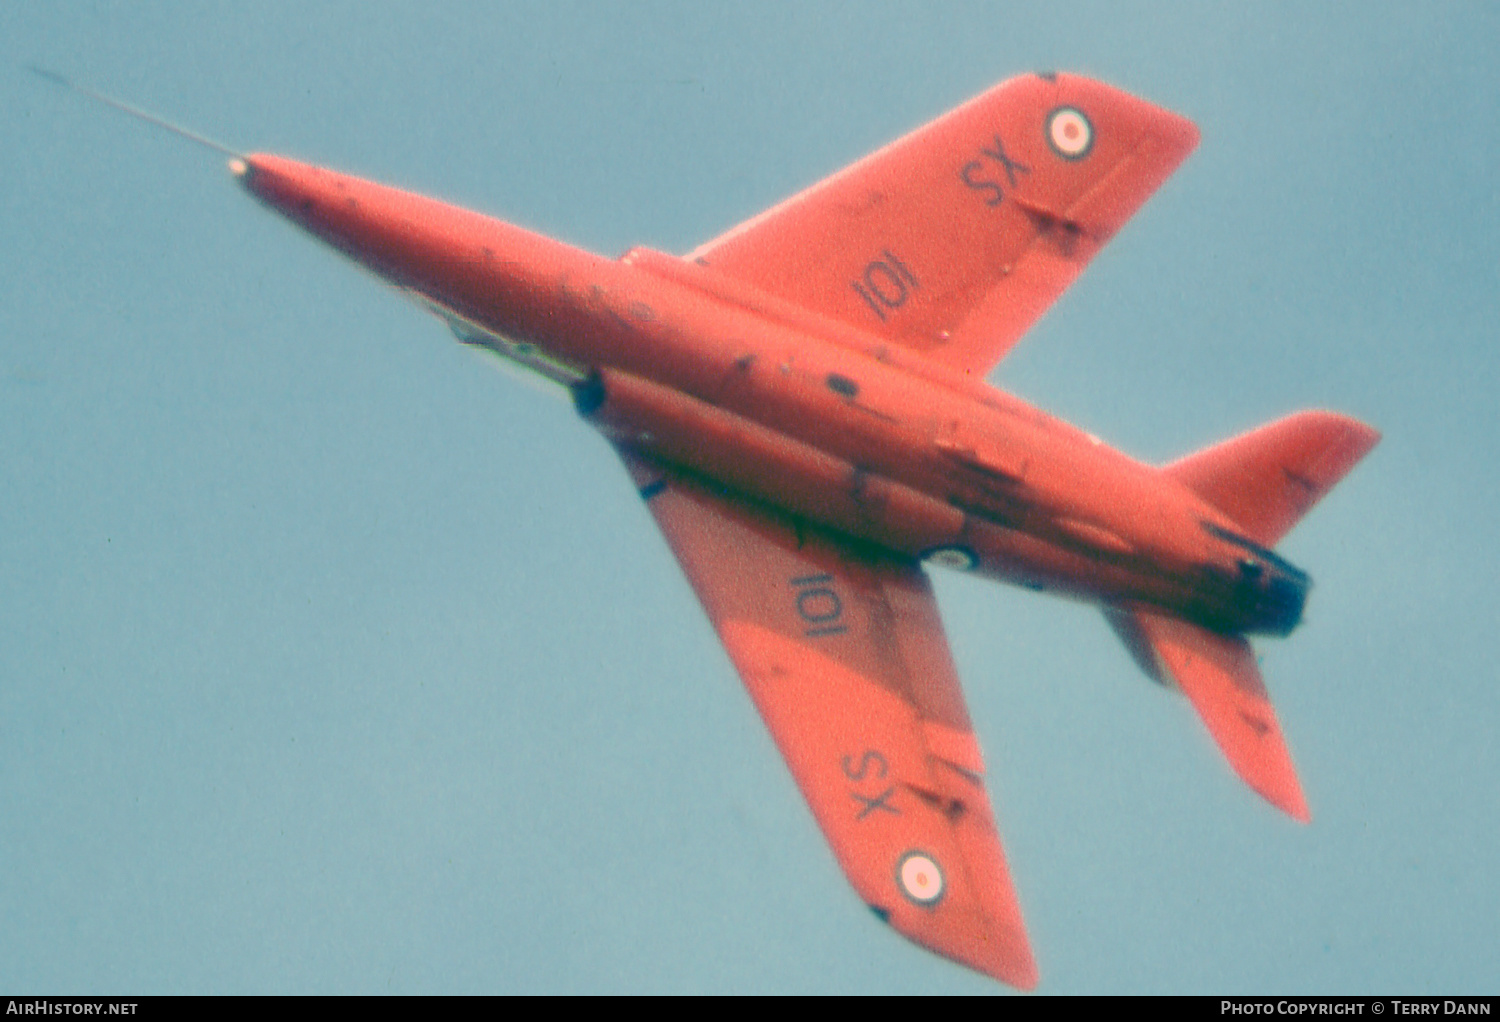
{"left": 3, "top": 1, "right": 1497, "bottom": 994}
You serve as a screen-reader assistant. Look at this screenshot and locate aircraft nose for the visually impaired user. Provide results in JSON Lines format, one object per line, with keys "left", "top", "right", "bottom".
{"left": 229, "top": 153, "right": 321, "bottom": 215}
{"left": 227, "top": 153, "right": 405, "bottom": 267}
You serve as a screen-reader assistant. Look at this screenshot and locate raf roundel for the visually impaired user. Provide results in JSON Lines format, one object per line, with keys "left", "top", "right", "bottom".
{"left": 1046, "top": 106, "right": 1094, "bottom": 160}
{"left": 897, "top": 852, "right": 946, "bottom": 906}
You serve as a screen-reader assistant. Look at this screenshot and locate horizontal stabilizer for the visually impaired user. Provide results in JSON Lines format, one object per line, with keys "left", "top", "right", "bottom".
{"left": 1105, "top": 607, "right": 1309, "bottom": 821}
{"left": 1166, "top": 411, "right": 1380, "bottom": 547}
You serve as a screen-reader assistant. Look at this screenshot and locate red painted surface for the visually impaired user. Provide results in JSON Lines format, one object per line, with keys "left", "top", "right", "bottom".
{"left": 233, "top": 73, "right": 1378, "bottom": 989}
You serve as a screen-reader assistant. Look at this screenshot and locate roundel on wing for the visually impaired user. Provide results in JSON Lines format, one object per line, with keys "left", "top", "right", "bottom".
{"left": 1046, "top": 106, "right": 1094, "bottom": 160}
{"left": 897, "top": 851, "right": 945, "bottom": 907}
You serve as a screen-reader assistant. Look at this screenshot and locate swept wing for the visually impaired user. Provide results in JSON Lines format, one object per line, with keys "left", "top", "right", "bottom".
{"left": 689, "top": 72, "right": 1199, "bottom": 376}
{"left": 618, "top": 452, "right": 1036, "bottom": 989}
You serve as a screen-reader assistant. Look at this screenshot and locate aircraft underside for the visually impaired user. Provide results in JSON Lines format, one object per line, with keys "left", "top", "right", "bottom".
{"left": 45, "top": 63, "right": 1379, "bottom": 989}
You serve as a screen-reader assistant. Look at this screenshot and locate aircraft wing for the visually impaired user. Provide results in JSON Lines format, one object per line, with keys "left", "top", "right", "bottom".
{"left": 688, "top": 73, "right": 1198, "bottom": 377}
{"left": 618, "top": 451, "right": 1037, "bottom": 989}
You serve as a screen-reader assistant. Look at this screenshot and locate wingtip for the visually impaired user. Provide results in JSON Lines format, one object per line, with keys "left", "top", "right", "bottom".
{"left": 966, "top": 922, "right": 1041, "bottom": 991}
{"left": 963, "top": 940, "right": 1039, "bottom": 991}
{"left": 1001, "top": 958, "right": 1040, "bottom": 992}
{"left": 1279, "top": 788, "right": 1313, "bottom": 825}
{"left": 1351, "top": 419, "right": 1383, "bottom": 459}
{"left": 1254, "top": 770, "right": 1311, "bottom": 824}
{"left": 993, "top": 925, "right": 1041, "bottom": 990}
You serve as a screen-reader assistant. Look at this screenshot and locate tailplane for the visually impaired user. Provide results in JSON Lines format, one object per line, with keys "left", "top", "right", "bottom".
{"left": 1104, "top": 410, "right": 1378, "bottom": 820}
{"left": 1166, "top": 411, "right": 1379, "bottom": 547}
{"left": 1105, "top": 606, "right": 1310, "bottom": 821}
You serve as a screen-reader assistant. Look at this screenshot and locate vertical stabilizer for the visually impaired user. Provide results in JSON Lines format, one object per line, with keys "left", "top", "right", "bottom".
{"left": 1166, "top": 411, "right": 1379, "bottom": 547}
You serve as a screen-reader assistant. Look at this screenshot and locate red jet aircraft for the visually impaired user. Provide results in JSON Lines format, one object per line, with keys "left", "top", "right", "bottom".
{"left": 58, "top": 70, "right": 1379, "bottom": 988}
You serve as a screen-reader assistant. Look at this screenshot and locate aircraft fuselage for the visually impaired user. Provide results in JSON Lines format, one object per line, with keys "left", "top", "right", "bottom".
{"left": 239, "top": 153, "right": 1307, "bottom": 638}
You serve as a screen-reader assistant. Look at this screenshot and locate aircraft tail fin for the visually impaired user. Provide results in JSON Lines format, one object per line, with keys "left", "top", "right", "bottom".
{"left": 1104, "top": 606, "right": 1310, "bottom": 821}
{"left": 1165, "top": 411, "right": 1380, "bottom": 547}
